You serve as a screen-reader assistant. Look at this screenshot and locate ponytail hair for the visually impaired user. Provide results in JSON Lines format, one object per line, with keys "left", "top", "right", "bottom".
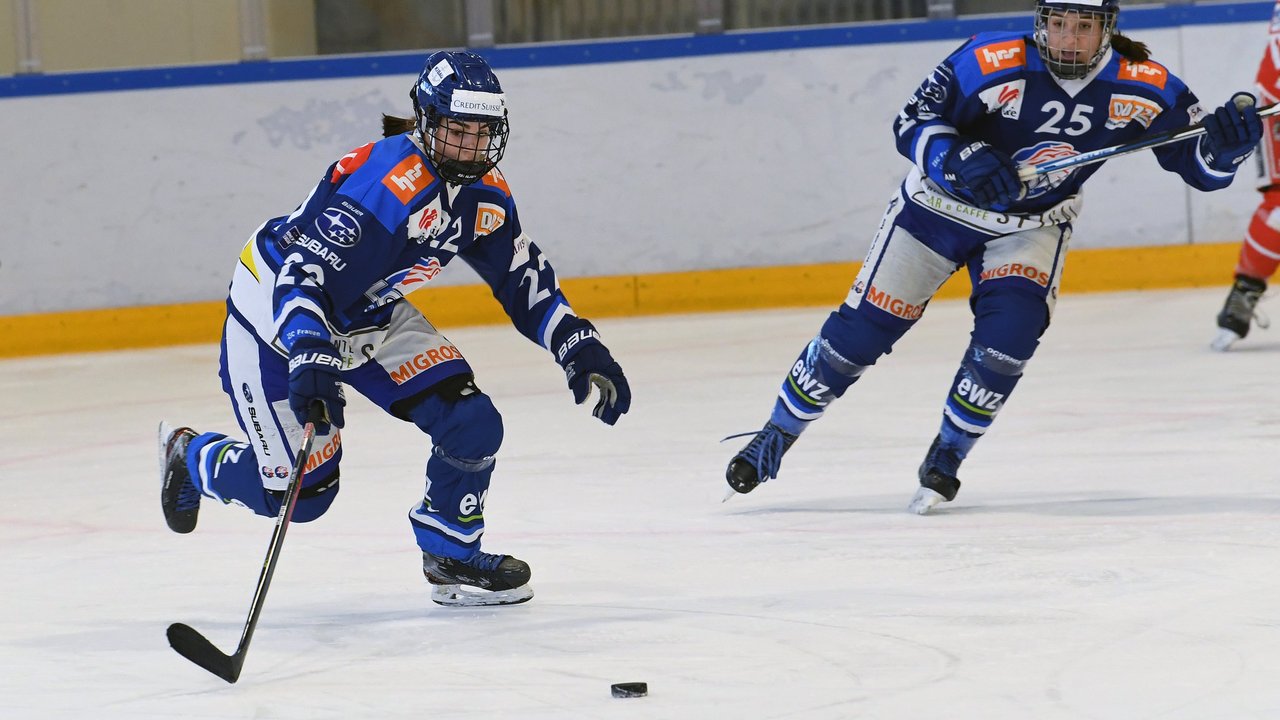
{"left": 382, "top": 114, "right": 417, "bottom": 138}
{"left": 1110, "top": 33, "right": 1149, "bottom": 63}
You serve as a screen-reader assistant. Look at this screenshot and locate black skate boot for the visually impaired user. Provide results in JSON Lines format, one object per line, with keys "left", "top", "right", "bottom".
{"left": 909, "top": 435, "right": 963, "bottom": 515}
{"left": 724, "top": 421, "right": 799, "bottom": 496}
{"left": 1212, "top": 274, "right": 1268, "bottom": 351}
{"left": 158, "top": 422, "right": 201, "bottom": 533}
{"left": 423, "top": 550, "right": 533, "bottom": 607}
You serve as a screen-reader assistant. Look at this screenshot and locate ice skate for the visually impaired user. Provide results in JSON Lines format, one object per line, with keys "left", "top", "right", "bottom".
{"left": 423, "top": 550, "right": 533, "bottom": 607}
{"left": 909, "top": 436, "right": 963, "bottom": 515}
{"left": 1212, "top": 274, "right": 1268, "bottom": 351}
{"left": 723, "top": 421, "right": 799, "bottom": 499}
{"left": 158, "top": 421, "right": 201, "bottom": 533}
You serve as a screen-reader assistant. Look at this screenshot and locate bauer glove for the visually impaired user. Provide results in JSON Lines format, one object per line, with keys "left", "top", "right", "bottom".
{"left": 930, "top": 138, "right": 1026, "bottom": 210}
{"left": 1199, "top": 92, "right": 1263, "bottom": 173}
{"left": 552, "top": 319, "right": 631, "bottom": 425}
{"left": 287, "top": 339, "right": 346, "bottom": 434}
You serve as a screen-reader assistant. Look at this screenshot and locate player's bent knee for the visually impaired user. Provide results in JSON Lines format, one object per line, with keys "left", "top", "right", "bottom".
{"left": 824, "top": 303, "right": 911, "bottom": 365}
{"left": 399, "top": 375, "right": 504, "bottom": 460}
{"left": 971, "top": 285, "right": 1051, "bottom": 357}
{"left": 436, "top": 393, "right": 503, "bottom": 460}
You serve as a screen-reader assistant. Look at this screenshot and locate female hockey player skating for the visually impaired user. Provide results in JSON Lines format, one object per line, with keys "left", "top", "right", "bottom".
{"left": 726, "top": 0, "right": 1262, "bottom": 513}
{"left": 159, "top": 51, "right": 630, "bottom": 606}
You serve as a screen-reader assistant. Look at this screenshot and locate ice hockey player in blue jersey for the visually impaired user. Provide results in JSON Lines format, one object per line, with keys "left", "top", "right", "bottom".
{"left": 158, "top": 50, "right": 630, "bottom": 606}
{"left": 725, "top": 0, "right": 1261, "bottom": 514}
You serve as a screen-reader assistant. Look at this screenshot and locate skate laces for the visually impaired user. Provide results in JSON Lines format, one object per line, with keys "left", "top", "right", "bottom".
{"left": 723, "top": 423, "right": 796, "bottom": 482}
{"left": 461, "top": 551, "right": 505, "bottom": 572}
{"left": 924, "top": 441, "right": 963, "bottom": 478}
{"left": 170, "top": 431, "right": 201, "bottom": 511}
{"left": 176, "top": 476, "right": 202, "bottom": 511}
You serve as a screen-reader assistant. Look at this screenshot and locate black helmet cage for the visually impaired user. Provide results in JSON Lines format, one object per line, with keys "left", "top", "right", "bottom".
{"left": 411, "top": 91, "right": 510, "bottom": 186}
{"left": 1033, "top": 3, "right": 1117, "bottom": 80}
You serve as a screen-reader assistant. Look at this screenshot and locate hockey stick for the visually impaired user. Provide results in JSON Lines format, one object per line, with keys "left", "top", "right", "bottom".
{"left": 166, "top": 405, "right": 322, "bottom": 683}
{"left": 1017, "top": 99, "right": 1280, "bottom": 181}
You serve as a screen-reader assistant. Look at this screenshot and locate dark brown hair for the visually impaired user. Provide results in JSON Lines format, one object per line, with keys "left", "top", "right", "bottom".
{"left": 382, "top": 114, "right": 416, "bottom": 138}
{"left": 1111, "top": 33, "right": 1149, "bottom": 63}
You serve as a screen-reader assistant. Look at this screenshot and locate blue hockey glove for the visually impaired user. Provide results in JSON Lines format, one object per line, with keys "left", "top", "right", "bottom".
{"left": 552, "top": 319, "right": 631, "bottom": 425}
{"left": 1199, "top": 93, "right": 1263, "bottom": 172}
{"left": 938, "top": 139, "right": 1025, "bottom": 209}
{"left": 287, "top": 339, "right": 346, "bottom": 434}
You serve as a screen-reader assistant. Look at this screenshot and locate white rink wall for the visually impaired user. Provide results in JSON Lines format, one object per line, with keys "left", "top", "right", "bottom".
{"left": 0, "top": 17, "right": 1267, "bottom": 315}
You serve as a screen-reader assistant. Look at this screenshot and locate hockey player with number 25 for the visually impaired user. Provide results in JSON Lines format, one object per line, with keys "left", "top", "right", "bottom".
{"left": 158, "top": 51, "right": 630, "bottom": 606}
{"left": 726, "top": 0, "right": 1261, "bottom": 513}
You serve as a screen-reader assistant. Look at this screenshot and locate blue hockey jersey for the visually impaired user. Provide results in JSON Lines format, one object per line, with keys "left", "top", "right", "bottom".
{"left": 895, "top": 31, "right": 1234, "bottom": 217}
{"left": 229, "top": 134, "right": 576, "bottom": 357}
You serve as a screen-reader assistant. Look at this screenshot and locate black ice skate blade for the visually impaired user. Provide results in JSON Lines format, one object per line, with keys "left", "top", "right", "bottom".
{"left": 611, "top": 682, "right": 648, "bottom": 698}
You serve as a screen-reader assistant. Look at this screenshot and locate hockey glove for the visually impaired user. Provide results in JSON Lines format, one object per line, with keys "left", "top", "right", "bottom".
{"left": 287, "top": 339, "right": 346, "bottom": 434}
{"left": 552, "top": 319, "right": 631, "bottom": 425}
{"left": 1199, "top": 93, "right": 1263, "bottom": 173}
{"left": 937, "top": 139, "right": 1026, "bottom": 210}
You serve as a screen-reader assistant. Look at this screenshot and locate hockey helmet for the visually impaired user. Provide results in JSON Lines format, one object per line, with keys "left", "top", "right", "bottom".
{"left": 412, "top": 50, "right": 509, "bottom": 186}
{"left": 1033, "top": 0, "right": 1118, "bottom": 80}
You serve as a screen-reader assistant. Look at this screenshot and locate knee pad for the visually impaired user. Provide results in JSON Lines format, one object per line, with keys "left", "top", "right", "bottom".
{"left": 823, "top": 302, "right": 913, "bottom": 367}
{"left": 406, "top": 388, "right": 504, "bottom": 462}
{"left": 971, "top": 285, "right": 1050, "bottom": 360}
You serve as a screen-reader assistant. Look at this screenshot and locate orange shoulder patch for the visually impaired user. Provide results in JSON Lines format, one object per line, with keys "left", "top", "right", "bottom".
{"left": 975, "top": 39, "right": 1026, "bottom": 75}
{"left": 1118, "top": 59, "right": 1168, "bottom": 90}
{"left": 381, "top": 155, "right": 434, "bottom": 205}
{"left": 480, "top": 167, "right": 511, "bottom": 197}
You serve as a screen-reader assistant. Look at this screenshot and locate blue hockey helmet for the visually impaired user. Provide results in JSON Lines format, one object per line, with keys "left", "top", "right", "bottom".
{"left": 411, "top": 50, "right": 509, "bottom": 186}
{"left": 1033, "top": 0, "right": 1119, "bottom": 80}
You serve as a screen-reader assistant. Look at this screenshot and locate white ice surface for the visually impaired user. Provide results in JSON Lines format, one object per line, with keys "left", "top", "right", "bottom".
{"left": 2, "top": 287, "right": 1279, "bottom": 719}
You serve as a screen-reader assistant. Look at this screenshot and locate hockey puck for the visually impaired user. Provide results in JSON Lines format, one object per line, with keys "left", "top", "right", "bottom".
{"left": 610, "top": 682, "right": 648, "bottom": 698}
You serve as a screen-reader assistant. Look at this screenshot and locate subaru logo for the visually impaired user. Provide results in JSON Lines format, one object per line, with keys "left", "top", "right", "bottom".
{"left": 315, "top": 208, "right": 361, "bottom": 248}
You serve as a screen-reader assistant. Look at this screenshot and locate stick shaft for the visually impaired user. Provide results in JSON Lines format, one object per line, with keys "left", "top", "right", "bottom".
{"left": 167, "top": 420, "right": 317, "bottom": 683}
{"left": 230, "top": 420, "right": 316, "bottom": 662}
{"left": 1017, "top": 102, "right": 1280, "bottom": 181}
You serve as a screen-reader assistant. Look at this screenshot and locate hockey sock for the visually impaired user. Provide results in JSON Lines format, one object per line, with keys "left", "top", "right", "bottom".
{"left": 1237, "top": 200, "right": 1280, "bottom": 280}
{"left": 404, "top": 392, "right": 502, "bottom": 560}
{"left": 773, "top": 331, "right": 871, "bottom": 434}
{"left": 409, "top": 446, "right": 495, "bottom": 559}
{"left": 187, "top": 432, "right": 276, "bottom": 515}
{"left": 771, "top": 300, "right": 910, "bottom": 432}
{"left": 940, "top": 340, "right": 1027, "bottom": 451}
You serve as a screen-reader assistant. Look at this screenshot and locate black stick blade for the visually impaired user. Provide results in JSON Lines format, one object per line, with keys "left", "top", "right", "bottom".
{"left": 167, "top": 622, "right": 244, "bottom": 683}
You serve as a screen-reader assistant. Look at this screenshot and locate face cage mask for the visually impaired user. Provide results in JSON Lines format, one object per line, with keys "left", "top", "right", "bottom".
{"left": 1034, "top": 7, "right": 1115, "bottom": 80}
{"left": 419, "top": 112, "right": 510, "bottom": 186}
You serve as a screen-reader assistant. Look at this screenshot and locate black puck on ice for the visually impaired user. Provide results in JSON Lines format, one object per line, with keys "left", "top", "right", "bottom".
{"left": 610, "top": 681, "right": 648, "bottom": 698}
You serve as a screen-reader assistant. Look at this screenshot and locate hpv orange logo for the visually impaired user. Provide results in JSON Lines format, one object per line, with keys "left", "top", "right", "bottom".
{"left": 382, "top": 156, "right": 433, "bottom": 204}
{"left": 976, "top": 40, "right": 1025, "bottom": 75}
{"left": 1118, "top": 60, "right": 1167, "bottom": 90}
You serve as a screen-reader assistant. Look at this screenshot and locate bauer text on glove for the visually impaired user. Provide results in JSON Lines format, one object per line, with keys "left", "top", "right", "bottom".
{"left": 552, "top": 320, "right": 631, "bottom": 426}
{"left": 287, "top": 340, "right": 346, "bottom": 434}
{"left": 927, "top": 138, "right": 1026, "bottom": 210}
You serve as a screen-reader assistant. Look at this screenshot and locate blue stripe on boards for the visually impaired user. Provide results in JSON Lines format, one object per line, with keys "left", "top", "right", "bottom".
{"left": 1, "top": 1, "right": 1271, "bottom": 99}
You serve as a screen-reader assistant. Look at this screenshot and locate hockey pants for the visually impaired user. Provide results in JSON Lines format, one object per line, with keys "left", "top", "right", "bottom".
{"left": 771, "top": 198, "right": 1069, "bottom": 461}
{"left": 183, "top": 303, "right": 504, "bottom": 559}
